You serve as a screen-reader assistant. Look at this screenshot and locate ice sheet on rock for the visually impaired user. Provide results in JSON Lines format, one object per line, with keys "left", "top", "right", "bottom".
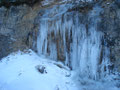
{"left": 37, "top": 5, "right": 112, "bottom": 80}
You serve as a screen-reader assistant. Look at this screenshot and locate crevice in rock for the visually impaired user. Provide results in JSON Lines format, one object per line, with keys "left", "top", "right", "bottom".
{"left": 0, "top": 0, "right": 42, "bottom": 8}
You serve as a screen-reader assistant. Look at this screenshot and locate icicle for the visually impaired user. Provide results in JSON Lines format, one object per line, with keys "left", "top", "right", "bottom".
{"left": 37, "top": 5, "right": 111, "bottom": 80}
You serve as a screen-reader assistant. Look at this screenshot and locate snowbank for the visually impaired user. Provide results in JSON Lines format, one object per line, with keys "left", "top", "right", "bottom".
{"left": 0, "top": 50, "right": 78, "bottom": 90}
{"left": 0, "top": 50, "right": 119, "bottom": 90}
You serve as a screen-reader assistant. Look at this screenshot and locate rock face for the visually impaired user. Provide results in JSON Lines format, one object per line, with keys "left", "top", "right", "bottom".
{"left": 0, "top": 0, "right": 38, "bottom": 7}
{"left": 0, "top": 34, "right": 11, "bottom": 58}
{"left": 98, "top": 0, "right": 120, "bottom": 72}
{"left": 0, "top": 0, "right": 61, "bottom": 59}
{"left": 0, "top": 0, "right": 120, "bottom": 72}
{"left": 0, "top": 4, "right": 39, "bottom": 59}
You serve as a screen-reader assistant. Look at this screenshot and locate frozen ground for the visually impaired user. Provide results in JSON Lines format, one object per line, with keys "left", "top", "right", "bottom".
{"left": 0, "top": 50, "right": 119, "bottom": 90}
{"left": 0, "top": 50, "right": 78, "bottom": 90}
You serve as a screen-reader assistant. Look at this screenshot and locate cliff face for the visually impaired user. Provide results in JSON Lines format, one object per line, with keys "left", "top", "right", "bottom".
{"left": 0, "top": 0, "right": 63, "bottom": 59}
{"left": 0, "top": 0, "right": 38, "bottom": 7}
{"left": 0, "top": 0, "right": 120, "bottom": 72}
{"left": 0, "top": 4, "right": 39, "bottom": 59}
{"left": 98, "top": 0, "right": 120, "bottom": 72}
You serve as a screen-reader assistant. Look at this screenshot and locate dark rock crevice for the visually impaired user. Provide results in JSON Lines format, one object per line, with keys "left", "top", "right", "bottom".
{"left": 0, "top": 0, "right": 41, "bottom": 8}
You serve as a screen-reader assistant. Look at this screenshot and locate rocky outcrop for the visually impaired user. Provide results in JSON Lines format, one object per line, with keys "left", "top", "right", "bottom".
{"left": 0, "top": 4, "right": 40, "bottom": 59}
{"left": 0, "top": 0, "right": 39, "bottom": 7}
{"left": 0, "top": 0, "right": 64, "bottom": 59}
{"left": 0, "top": 0, "right": 120, "bottom": 72}
{"left": 98, "top": 0, "right": 120, "bottom": 72}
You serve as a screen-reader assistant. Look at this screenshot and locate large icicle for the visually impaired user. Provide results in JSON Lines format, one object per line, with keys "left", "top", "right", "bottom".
{"left": 37, "top": 5, "right": 111, "bottom": 80}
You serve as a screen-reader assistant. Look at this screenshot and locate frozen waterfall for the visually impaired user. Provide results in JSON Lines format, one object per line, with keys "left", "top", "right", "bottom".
{"left": 37, "top": 5, "right": 111, "bottom": 80}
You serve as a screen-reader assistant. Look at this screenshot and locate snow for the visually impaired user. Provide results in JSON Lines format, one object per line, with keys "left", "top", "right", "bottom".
{"left": 0, "top": 50, "right": 120, "bottom": 90}
{"left": 0, "top": 50, "right": 78, "bottom": 90}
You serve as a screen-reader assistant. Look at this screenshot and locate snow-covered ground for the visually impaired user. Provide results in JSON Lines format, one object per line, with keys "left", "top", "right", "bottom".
{"left": 0, "top": 50, "right": 78, "bottom": 90}
{"left": 0, "top": 50, "right": 119, "bottom": 90}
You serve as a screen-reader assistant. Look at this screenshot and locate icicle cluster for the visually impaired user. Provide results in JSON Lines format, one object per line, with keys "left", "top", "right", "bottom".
{"left": 37, "top": 4, "right": 111, "bottom": 80}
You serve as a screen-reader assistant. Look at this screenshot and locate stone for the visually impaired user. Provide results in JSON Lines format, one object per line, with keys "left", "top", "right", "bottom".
{"left": 35, "top": 65, "right": 47, "bottom": 74}
{"left": 0, "top": 3, "right": 40, "bottom": 59}
{"left": 0, "top": 0, "right": 39, "bottom": 7}
{"left": 0, "top": 34, "right": 12, "bottom": 59}
{"left": 98, "top": 1, "right": 120, "bottom": 72}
